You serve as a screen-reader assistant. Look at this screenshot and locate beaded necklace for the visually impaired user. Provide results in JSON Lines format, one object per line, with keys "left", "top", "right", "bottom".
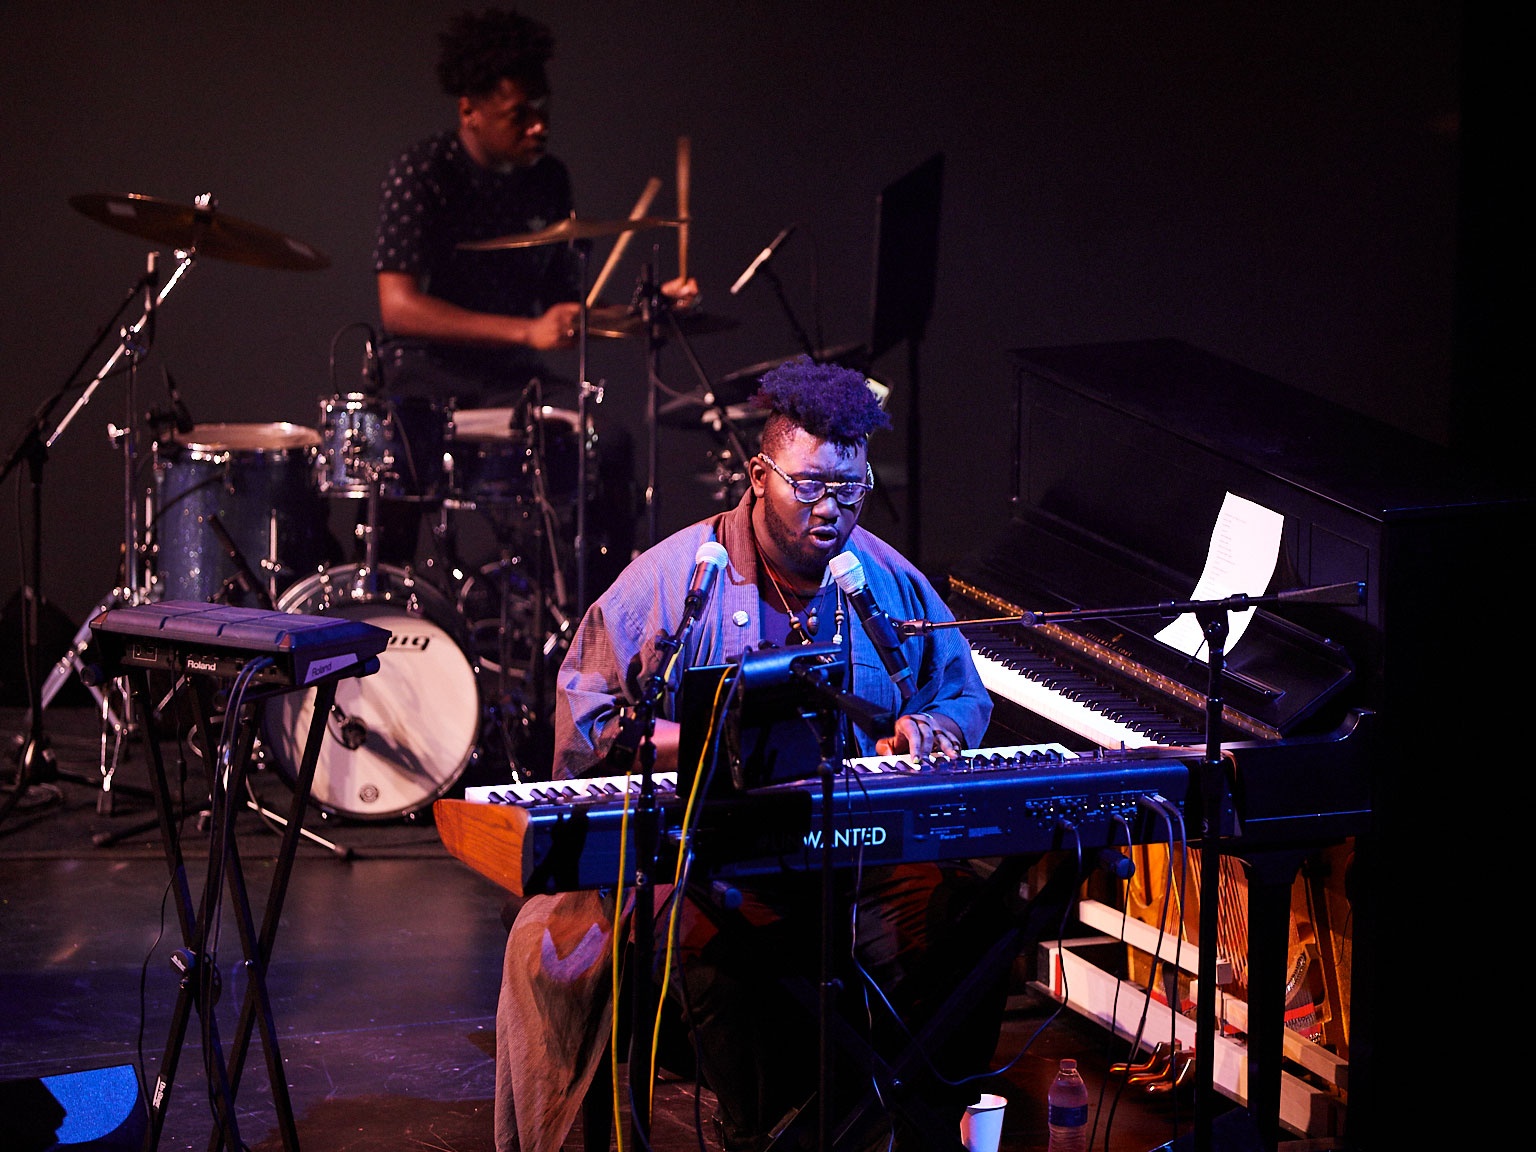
{"left": 755, "top": 538, "right": 844, "bottom": 646}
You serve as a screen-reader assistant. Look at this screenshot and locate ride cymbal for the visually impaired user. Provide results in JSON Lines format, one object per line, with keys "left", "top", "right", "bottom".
{"left": 458, "top": 214, "right": 686, "bottom": 250}
{"left": 69, "top": 193, "right": 330, "bottom": 271}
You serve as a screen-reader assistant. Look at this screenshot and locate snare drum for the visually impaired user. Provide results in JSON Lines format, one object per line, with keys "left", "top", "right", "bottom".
{"left": 446, "top": 405, "right": 583, "bottom": 507}
{"left": 262, "top": 564, "right": 480, "bottom": 820}
{"left": 316, "top": 393, "right": 450, "bottom": 500}
{"left": 152, "top": 422, "right": 329, "bottom": 604}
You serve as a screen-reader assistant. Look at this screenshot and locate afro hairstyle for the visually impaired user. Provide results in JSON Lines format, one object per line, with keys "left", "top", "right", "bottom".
{"left": 436, "top": 8, "right": 554, "bottom": 99}
{"left": 752, "top": 356, "right": 891, "bottom": 450}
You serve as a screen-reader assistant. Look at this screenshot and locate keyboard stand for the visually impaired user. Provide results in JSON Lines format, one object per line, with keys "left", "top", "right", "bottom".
{"left": 126, "top": 663, "right": 345, "bottom": 1152}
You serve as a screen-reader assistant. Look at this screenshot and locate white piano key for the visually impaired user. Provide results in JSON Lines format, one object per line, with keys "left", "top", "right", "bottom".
{"left": 967, "top": 645, "right": 1167, "bottom": 751}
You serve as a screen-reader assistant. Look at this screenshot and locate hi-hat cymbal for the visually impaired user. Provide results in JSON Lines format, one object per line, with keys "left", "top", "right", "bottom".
{"left": 585, "top": 303, "right": 740, "bottom": 340}
{"left": 69, "top": 193, "right": 330, "bottom": 271}
{"left": 711, "top": 344, "right": 874, "bottom": 404}
{"left": 459, "top": 215, "right": 686, "bottom": 251}
{"left": 655, "top": 391, "right": 766, "bottom": 431}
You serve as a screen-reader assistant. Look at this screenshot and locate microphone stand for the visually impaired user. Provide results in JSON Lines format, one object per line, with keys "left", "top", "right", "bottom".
{"left": 785, "top": 660, "right": 894, "bottom": 1152}
{"left": 759, "top": 261, "right": 817, "bottom": 360}
{"left": 1, "top": 253, "right": 188, "bottom": 832}
{"left": 609, "top": 610, "right": 697, "bottom": 1149}
{"left": 897, "top": 580, "right": 1365, "bottom": 1152}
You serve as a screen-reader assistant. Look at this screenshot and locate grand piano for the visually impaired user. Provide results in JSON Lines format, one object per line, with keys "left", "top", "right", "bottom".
{"left": 949, "top": 338, "right": 1531, "bottom": 1149}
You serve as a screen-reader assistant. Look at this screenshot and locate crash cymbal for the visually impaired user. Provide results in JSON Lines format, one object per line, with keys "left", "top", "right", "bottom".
{"left": 459, "top": 214, "right": 686, "bottom": 251}
{"left": 585, "top": 303, "right": 740, "bottom": 340}
{"left": 69, "top": 193, "right": 330, "bottom": 271}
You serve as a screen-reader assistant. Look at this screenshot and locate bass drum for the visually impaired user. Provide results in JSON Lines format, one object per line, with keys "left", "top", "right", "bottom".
{"left": 262, "top": 564, "right": 480, "bottom": 820}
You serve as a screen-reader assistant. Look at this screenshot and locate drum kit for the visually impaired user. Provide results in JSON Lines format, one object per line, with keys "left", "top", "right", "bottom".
{"left": 8, "top": 190, "right": 762, "bottom": 829}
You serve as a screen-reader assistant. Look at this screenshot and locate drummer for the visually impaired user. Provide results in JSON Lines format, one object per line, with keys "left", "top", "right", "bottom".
{"left": 371, "top": 6, "right": 697, "bottom": 572}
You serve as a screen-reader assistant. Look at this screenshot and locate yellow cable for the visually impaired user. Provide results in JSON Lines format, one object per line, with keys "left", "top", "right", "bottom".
{"left": 648, "top": 666, "right": 732, "bottom": 1112}
{"left": 611, "top": 769, "right": 633, "bottom": 1152}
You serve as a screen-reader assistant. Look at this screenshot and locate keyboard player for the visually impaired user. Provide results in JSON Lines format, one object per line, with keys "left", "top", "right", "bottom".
{"left": 493, "top": 357, "right": 1003, "bottom": 1152}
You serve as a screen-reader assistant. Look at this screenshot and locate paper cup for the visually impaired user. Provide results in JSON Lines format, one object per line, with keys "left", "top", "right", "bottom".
{"left": 960, "top": 1093, "right": 1007, "bottom": 1152}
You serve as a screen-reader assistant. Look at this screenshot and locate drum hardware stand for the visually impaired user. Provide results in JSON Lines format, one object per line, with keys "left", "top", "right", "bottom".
{"left": 2, "top": 250, "right": 192, "bottom": 829}
{"left": 443, "top": 385, "right": 570, "bottom": 782}
{"left": 207, "top": 513, "right": 277, "bottom": 609}
{"left": 570, "top": 238, "right": 600, "bottom": 619}
{"left": 632, "top": 259, "right": 722, "bottom": 548}
{"left": 353, "top": 457, "right": 390, "bottom": 597}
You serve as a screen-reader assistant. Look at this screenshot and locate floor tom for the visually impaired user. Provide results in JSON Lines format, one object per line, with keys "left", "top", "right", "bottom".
{"left": 152, "top": 422, "right": 328, "bottom": 604}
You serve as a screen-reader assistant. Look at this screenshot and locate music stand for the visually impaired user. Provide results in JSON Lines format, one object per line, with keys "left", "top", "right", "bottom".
{"left": 867, "top": 153, "right": 943, "bottom": 561}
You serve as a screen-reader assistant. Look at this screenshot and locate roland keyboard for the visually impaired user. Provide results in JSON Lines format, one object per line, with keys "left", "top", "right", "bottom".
{"left": 434, "top": 744, "right": 1193, "bottom": 897}
{"left": 89, "top": 600, "right": 390, "bottom": 688}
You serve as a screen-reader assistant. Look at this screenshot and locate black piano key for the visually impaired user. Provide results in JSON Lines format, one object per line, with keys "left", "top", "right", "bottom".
{"left": 973, "top": 628, "right": 1210, "bottom": 745}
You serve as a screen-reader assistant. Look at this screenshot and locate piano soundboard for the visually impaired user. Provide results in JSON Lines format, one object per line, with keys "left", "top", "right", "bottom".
{"left": 437, "top": 744, "right": 1194, "bottom": 897}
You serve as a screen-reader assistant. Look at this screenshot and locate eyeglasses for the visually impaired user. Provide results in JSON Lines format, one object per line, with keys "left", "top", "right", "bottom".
{"left": 758, "top": 453, "right": 875, "bottom": 507}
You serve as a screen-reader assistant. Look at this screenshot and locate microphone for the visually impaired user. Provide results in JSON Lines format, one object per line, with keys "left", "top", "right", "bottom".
{"left": 164, "top": 368, "right": 194, "bottom": 434}
{"left": 361, "top": 336, "right": 381, "bottom": 394}
{"left": 729, "top": 224, "right": 796, "bottom": 296}
{"left": 646, "top": 540, "right": 730, "bottom": 699}
{"left": 681, "top": 540, "right": 729, "bottom": 630}
{"left": 144, "top": 251, "right": 159, "bottom": 320}
{"left": 828, "top": 551, "right": 914, "bottom": 701}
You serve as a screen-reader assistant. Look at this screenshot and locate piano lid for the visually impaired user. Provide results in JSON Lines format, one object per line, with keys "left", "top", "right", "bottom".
{"left": 991, "top": 339, "right": 1535, "bottom": 721}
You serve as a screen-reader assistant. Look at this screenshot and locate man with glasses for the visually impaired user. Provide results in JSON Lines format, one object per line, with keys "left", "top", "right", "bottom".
{"left": 496, "top": 356, "right": 1002, "bottom": 1151}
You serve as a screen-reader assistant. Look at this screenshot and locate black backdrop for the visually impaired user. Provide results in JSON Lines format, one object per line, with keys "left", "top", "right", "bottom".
{"left": 1, "top": 1, "right": 1471, "bottom": 632}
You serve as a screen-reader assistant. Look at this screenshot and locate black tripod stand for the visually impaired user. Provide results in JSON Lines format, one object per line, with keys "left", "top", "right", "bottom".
{"left": 1, "top": 253, "right": 173, "bottom": 833}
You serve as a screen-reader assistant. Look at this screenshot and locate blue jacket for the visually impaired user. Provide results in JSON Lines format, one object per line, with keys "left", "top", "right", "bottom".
{"left": 553, "top": 490, "right": 991, "bottom": 778}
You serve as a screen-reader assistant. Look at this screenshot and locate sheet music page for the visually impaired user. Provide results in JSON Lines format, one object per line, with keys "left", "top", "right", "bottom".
{"left": 1154, "top": 491, "right": 1284, "bottom": 660}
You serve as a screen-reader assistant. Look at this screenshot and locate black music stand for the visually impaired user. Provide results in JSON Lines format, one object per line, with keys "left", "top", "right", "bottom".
{"left": 88, "top": 610, "right": 383, "bottom": 1152}
{"left": 867, "top": 154, "right": 942, "bottom": 562}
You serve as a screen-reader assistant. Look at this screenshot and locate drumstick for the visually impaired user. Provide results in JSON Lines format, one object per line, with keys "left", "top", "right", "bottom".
{"left": 676, "top": 135, "right": 691, "bottom": 282}
{"left": 585, "top": 176, "right": 662, "bottom": 307}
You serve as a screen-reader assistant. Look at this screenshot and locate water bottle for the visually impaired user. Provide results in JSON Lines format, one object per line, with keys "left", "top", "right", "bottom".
{"left": 1047, "top": 1057, "right": 1089, "bottom": 1152}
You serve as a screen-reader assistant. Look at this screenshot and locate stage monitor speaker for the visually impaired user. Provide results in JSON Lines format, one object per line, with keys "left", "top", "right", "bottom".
{"left": 0, "top": 1063, "right": 147, "bottom": 1151}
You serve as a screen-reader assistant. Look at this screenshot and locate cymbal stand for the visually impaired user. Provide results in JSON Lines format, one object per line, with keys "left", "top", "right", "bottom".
{"left": 570, "top": 239, "right": 599, "bottom": 618}
{"left": 633, "top": 260, "right": 721, "bottom": 547}
{"left": 462, "top": 383, "right": 567, "bottom": 779}
{"left": 2, "top": 250, "right": 190, "bottom": 830}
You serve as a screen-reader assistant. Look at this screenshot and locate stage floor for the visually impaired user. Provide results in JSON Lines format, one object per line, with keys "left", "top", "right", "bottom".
{"left": 2, "top": 704, "right": 1227, "bottom": 1151}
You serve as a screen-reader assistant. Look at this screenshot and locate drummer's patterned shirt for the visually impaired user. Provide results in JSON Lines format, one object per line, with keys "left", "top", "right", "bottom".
{"left": 372, "top": 130, "right": 581, "bottom": 401}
